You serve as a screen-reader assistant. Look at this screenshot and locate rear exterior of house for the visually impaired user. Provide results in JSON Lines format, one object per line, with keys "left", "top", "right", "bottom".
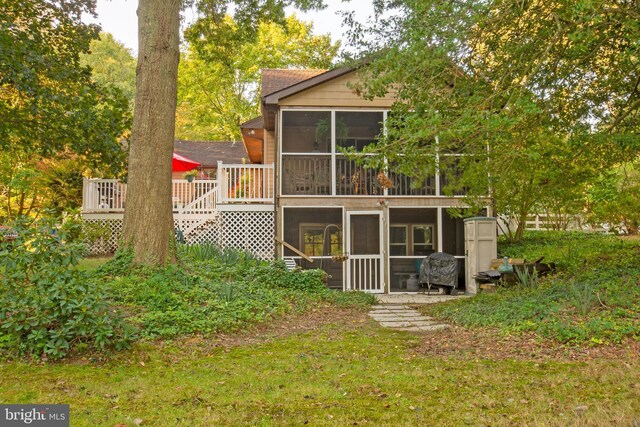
{"left": 243, "top": 67, "right": 492, "bottom": 293}
{"left": 82, "top": 67, "right": 493, "bottom": 294}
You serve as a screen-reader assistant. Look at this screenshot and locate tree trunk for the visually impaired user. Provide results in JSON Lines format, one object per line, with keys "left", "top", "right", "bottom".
{"left": 122, "top": 0, "right": 181, "bottom": 265}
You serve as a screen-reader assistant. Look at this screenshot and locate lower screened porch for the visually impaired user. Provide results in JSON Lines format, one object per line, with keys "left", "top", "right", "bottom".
{"left": 280, "top": 206, "right": 467, "bottom": 293}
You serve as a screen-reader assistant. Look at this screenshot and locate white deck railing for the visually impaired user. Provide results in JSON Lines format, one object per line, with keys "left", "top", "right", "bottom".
{"left": 82, "top": 179, "right": 127, "bottom": 212}
{"left": 217, "top": 162, "right": 275, "bottom": 203}
{"left": 82, "top": 163, "right": 275, "bottom": 213}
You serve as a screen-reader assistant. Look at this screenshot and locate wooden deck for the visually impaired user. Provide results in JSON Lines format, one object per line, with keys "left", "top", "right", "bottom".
{"left": 82, "top": 163, "right": 275, "bottom": 214}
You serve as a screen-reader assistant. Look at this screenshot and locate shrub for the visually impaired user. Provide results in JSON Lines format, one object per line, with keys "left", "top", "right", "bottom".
{"left": 95, "top": 245, "right": 374, "bottom": 339}
{"left": 0, "top": 218, "right": 133, "bottom": 359}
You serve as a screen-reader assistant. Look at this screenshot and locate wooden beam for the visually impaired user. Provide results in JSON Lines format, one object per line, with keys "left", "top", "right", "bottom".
{"left": 274, "top": 237, "right": 314, "bottom": 263}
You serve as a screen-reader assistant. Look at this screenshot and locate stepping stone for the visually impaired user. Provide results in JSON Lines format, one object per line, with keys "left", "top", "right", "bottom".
{"left": 369, "top": 313, "right": 424, "bottom": 319}
{"left": 368, "top": 303, "right": 451, "bottom": 332}
{"left": 378, "top": 320, "right": 440, "bottom": 327}
{"left": 370, "top": 316, "right": 427, "bottom": 322}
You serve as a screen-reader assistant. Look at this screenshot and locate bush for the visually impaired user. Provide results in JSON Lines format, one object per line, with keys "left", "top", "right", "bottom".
{"left": 0, "top": 218, "right": 133, "bottom": 359}
{"left": 95, "top": 245, "right": 374, "bottom": 339}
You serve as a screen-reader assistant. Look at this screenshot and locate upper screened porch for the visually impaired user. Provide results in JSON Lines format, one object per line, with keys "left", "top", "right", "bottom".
{"left": 279, "top": 110, "right": 471, "bottom": 198}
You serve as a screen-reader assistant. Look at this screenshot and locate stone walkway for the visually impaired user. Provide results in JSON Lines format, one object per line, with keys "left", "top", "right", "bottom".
{"left": 368, "top": 304, "right": 451, "bottom": 332}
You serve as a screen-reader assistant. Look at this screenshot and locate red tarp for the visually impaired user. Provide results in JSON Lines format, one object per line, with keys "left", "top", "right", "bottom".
{"left": 172, "top": 152, "right": 201, "bottom": 172}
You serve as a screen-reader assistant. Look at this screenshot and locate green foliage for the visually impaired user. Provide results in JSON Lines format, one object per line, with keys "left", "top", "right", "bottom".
{"left": 351, "top": 0, "right": 640, "bottom": 241}
{"left": 96, "top": 244, "right": 373, "bottom": 339}
{"left": 80, "top": 32, "right": 137, "bottom": 111}
{"left": 0, "top": 0, "right": 130, "bottom": 168}
{"left": 0, "top": 218, "right": 133, "bottom": 359}
{"left": 429, "top": 232, "right": 640, "bottom": 344}
{"left": 177, "top": 15, "right": 339, "bottom": 140}
{"left": 569, "top": 280, "right": 597, "bottom": 316}
{"left": 514, "top": 266, "right": 539, "bottom": 288}
{"left": 587, "top": 161, "right": 640, "bottom": 235}
{"left": 0, "top": 1, "right": 129, "bottom": 222}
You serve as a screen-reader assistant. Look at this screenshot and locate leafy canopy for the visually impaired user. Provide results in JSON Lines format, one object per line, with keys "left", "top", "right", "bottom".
{"left": 178, "top": 14, "right": 339, "bottom": 140}
{"left": 80, "top": 32, "right": 137, "bottom": 110}
{"left": 350, "top": 0, "right": 640, "bottom": 238}
{"left": 0, "top": 0, "right": 130, "bottom": 167}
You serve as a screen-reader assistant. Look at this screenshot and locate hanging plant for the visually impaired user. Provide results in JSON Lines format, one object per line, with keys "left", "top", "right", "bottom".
{"left": 376, "top": 171, "right": 394, "bottom": 189}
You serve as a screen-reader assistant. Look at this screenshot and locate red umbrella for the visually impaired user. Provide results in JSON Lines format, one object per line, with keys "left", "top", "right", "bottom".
{"left": 172, "top": 152, "right": 201, "bottom": 172}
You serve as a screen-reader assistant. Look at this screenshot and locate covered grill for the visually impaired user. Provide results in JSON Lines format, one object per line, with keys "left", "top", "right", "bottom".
{"left": 418, "top": 252, "right": 459, "bottom": 294}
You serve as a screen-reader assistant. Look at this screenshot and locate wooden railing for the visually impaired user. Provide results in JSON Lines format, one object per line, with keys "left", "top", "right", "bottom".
{"left": 217, "top": 162, "right": 275, "bottom": 203}
{"left": 172, "top": 180, "right": 218, "bottom": 212}
{"left": 83, "top": 163, "right": 276, "bottom": 213}
{"left": 82, "top": 179, "right": 127, "bottom": 212}
{"left": 281, "top": 155, "right": 437, "bottom": 196}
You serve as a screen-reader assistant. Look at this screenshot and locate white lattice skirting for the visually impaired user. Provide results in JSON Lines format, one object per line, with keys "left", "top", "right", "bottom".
{"left": 83, "top": 211, "right": 275, "bottom": 259}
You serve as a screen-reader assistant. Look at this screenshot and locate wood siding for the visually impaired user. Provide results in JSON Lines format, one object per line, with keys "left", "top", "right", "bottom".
{"left": 264, "top": 130, "right": 276, "bottom": 164}
{"left": 279, "top": 73, "right": 396, "bottom": 108}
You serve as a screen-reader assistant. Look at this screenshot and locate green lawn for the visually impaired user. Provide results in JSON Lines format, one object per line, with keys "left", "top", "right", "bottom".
{"left": 2, "top": 233, "right": 639, "bottom": 426}
{"left": 77, "top": 256, "right": 112, "bottom": 271}
{"left": 1, "top": 320, "right": 638, "bottom": 426}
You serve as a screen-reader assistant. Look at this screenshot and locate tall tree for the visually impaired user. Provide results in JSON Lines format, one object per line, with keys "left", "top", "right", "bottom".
{"left": 177, "top": 15, "right": 338, "bottom": 140}
{"left": 124, "top": 0, "right": 326, "bottom": 264}
{"left": 121, "top": 0, "right": 181, "bottom": 264}
{"left": 350, "top": 0, "right": 640, "bottom": 240}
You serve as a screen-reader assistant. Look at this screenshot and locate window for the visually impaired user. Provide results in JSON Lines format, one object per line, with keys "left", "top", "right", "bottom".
{"left": 301, "top": 224, "right": 342, "bottom": 257}
{"left": 389, "top": 223, "right": 436, "bottom": 256}
{"left": 389, "top": 226, "right": 407, "bottom": 256}
{"left": 413, "top": 225, "right": 434, "bottom": 256}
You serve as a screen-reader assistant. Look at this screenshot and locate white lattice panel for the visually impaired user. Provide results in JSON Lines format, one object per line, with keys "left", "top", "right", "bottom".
{"left": 83, "top": 218, "right": 123, "bottom": 255}
{"left": 83, "top": 210, "right": 273, "bottom": 259}
{"left": 219, "top": 211, "right": 275, "bottom": 259}
{"left": 181, "top": 216, "right": 221, "bottom": 246}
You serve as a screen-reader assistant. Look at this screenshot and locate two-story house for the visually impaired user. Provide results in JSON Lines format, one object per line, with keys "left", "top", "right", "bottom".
{"left": 240, "top": 67, "right": 489, "bottom": 293}
{"left": 82, "top": 66, "right": 493, "bottom": 293}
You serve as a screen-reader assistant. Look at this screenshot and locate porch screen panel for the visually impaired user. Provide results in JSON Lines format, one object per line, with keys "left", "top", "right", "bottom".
{"left": 282, "top": 208, "right": 343, "bottom": 289}
{"left": 350, "top": 214, "right": 380, "bottom": 255}
{"left": 282, "top": 111, "right": 331, "bottom": 153}
{"left": 334, "top": 112, "right": 383, "bottom": 196}
{"left": 335, "top": 111, "right": 383, "bottom": 151}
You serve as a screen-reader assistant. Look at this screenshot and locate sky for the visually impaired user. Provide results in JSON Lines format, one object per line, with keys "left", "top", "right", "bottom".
{"left": 86, "top": 0, "right": 376, "bottom": 55}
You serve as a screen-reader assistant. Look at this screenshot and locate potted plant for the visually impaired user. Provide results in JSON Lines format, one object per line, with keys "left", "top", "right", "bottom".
{"left": 184, "top": 170, "right": 197, "bottom": 182}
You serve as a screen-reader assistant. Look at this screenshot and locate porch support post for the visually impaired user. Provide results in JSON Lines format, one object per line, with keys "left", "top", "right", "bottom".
{"left": 217, "top": 161, "right": 224, "bottom": 203}
{"left": 437, "top": 207, "right": 443, "bottom": 253}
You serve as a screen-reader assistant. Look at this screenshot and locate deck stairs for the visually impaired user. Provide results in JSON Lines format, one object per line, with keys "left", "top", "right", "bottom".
{"left": 175, "top": 186, "right": 219, "bottom": 237}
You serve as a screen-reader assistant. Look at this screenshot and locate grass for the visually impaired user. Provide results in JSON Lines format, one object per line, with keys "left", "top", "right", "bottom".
{"left": 76, "top": 256, "right": 112, "bottom": 271}
{"left": 0, "top": 322, "right": 638, "bottom": 426}
{"left": 426, "top": 231, "right": 640, "bottom": 345}
{"left": 1, "top": 237, "right": 639, "bottom": 425}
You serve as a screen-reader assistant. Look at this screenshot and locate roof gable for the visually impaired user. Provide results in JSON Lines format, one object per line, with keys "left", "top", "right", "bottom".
{"left": 261, "top": 69, "right": 326, "bottom": 98}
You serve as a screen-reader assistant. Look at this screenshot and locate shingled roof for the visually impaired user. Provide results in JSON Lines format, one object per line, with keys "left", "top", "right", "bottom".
{"left": 261, "top": 69, "right": 326, "bottom": 98}
{"left": 174, "top": 140, "right": 248, "bottom": 167}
